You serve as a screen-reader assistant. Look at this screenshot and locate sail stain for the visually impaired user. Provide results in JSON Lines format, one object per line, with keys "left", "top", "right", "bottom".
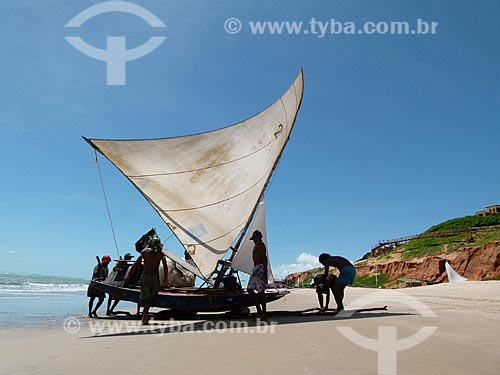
{"left": 189, "top": 141, "right": 232, "bottom": 184}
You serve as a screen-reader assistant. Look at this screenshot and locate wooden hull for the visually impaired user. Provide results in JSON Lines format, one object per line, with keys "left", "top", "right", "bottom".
{"left": 91, "top": 281, "right": 288, "bottom": 312}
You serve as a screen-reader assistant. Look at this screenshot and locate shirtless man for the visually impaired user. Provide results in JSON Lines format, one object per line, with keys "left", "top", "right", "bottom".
{"left": 126, "top": 238, "right": 168, "bottom": 325}
{"left": 319, "top": 253, "right": 356, "bottom": 313}
{"left": 247, "top": 230, "right": 268, "bottom": 319}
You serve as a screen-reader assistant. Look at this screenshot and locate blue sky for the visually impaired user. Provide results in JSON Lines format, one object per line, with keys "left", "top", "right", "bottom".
{"left": 0, "top": 0, "right": 498, "bottom": 279}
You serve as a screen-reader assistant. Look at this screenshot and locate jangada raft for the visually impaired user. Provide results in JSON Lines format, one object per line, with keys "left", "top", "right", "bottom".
{"left": 84, "top": 69, "right": 304, "bottom": 313}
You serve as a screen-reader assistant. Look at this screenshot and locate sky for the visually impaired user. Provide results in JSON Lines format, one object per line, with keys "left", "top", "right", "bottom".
{"left": 0, "top": 0, "right": 498, "bottom": 279}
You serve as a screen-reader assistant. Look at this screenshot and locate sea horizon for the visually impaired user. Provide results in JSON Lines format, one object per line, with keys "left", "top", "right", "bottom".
{"left": 0, "top": 271, "right": 110, "bottom": 327}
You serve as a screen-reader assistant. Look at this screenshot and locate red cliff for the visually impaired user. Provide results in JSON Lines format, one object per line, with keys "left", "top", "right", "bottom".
{"left": 356, "top": 241, "right": 500, "bottom": 284}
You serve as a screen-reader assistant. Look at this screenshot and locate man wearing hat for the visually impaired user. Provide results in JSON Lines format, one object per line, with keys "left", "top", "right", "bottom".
{"left": 87, "top": 254, "right": 111, "bottom": 318}
{"left": 247, "top": 230, "right": 268, "bottom": 319}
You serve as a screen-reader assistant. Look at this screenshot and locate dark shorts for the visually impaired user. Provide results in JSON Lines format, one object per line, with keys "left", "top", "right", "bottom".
{"left": 337, "top": 266, "right": 356, "bottom": 285}
{"left": 87, "top": 284, "right": 105, "bottom": 299}
{"left": 140, "top": 273, "right": 161, "bottom": 307}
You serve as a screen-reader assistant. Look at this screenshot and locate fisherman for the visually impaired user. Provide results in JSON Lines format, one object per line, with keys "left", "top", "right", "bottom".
{"left": 106, "top": 253, "right": 134, "bottom": 316}
{"left": 87, "top": 255, "right": 111, "bottom": 318}
{"left": 247, "top": 230, "right": 268, "bottom": 320}
{"left": 318, "top": 253, "right": 356, "bottom": 313}
{"left": 311, "top": 273, "right": 337, "bottom": 311}
{"left": 125, "top": 238, "right": 169, "bottom": 325}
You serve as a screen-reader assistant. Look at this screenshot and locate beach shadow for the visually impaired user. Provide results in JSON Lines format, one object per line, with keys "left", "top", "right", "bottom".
{"left": 80, "top": 308, "right": 414, "bottom": 339}
{"left": 101, "top": 311, "right": 140, "bottom": 319}
{"left": 264, "top": 310, "right": 413, "bottom": 326}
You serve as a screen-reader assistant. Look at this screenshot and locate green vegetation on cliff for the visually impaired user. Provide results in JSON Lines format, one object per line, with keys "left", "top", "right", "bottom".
{"left": 402, "top": 230, "right": 500, "bottom": 259}
{"left": 426, "top": 215, "right": 500, "bottom": 233}
{"left": 352, "top": 273, "right": 389, "bottom": 288}
{"left": 399, "top": 216, "right": 500, "bottom": 259}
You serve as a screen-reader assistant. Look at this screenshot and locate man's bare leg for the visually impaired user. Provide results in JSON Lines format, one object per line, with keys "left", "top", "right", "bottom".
{"left": 333, "top": 282, "right": 346, "bottom": 313}
{"left": 135, "top": 304, "right": 141, "bottom": 316}
{"left": 316, "top": 291, "right": 324, "bottom": 309}
{"left": 248, "top": 289, "right": 262, "bottom": 316}
{"left": 106, "top": 296, "right": 113, "bottom": 315}
{"left": 107, "top": 298, "right": 120, "bottom": 315}
{"left": 259, "top": 292, "right": 267, "bottom": 320}
{"left": 88, "top": 297, "right": 95, "bottom": 318}
{"left": 142, "top": 306, "right": 150, "bottom": 325}
{"left": 92, "top": 297, "right": 104, "bottom": 318}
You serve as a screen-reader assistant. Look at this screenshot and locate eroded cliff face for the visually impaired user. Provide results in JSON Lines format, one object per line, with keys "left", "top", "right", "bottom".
{"left": 285, "top": 242, "right": 500, "bottom": 286}
{"left": 285, "top": 270, "right": 313, "bottom": 286}
{"left": 356, "top": 256, "right": 446, "bottom": 283}
{"left": 448, "top": 241, "right": 500, "bottom": 280}
{"left": 355, "top": 241, "right": 500, "bottom": 284}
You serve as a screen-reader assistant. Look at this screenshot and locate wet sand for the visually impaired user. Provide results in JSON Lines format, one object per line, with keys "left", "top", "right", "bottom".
{"left": 1, "top": 281, "right": 499, "bottom": 375}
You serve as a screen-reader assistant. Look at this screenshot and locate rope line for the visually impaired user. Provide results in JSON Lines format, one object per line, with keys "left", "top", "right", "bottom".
{"left": 94, "top": 150, "right": 120, "bottom": 259}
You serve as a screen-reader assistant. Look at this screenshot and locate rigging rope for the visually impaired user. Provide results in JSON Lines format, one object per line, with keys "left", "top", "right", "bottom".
{"left": 164, "top": 232, "right": 175, "bottom": 243}
{"left": 94, "top": 150, "right": 120, "bottom": 259}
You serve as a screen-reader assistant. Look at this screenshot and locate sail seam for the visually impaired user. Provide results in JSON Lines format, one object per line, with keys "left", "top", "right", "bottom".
{"left": 156, "top": 173, "right": 268, "bottom": 212}
{"left": 184, "top": 219, "right": 248, "bottom": 247}
{"left": 129, "top": 136, "right": 279, "bottom": 178}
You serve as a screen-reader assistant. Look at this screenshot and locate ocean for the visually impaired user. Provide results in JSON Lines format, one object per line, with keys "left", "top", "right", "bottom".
{"left": 0, "top": 272, "right": 91, "bottom": 327}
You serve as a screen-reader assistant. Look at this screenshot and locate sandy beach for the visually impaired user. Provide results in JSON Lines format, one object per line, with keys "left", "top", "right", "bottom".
{"left": 1, "top": 281, "right": 499, "bottom": 375}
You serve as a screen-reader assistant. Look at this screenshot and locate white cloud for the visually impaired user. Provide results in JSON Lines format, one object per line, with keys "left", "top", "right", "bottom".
{"left": 8, "top": 250, "right": 16, "bottom": 254}
{"left": 272, "top": 252, "right": 321, "bottom": 279}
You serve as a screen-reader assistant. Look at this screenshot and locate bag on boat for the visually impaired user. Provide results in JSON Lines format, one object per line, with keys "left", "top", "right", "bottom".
{"left": 135, "top": 228, "right": 156, "bottom": 253}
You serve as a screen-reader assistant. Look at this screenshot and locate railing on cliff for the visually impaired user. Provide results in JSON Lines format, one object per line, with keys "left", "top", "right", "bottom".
{"left": 371, "top": 224, "right": 500, "bottom": 256}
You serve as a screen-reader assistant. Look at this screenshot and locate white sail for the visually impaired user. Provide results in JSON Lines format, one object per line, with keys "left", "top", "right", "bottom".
{"left": 232, "top": 201, "right": 275, "bottom": 285}
{"left": 85, "top": 70, "right": 304, "bottom": 278}
{"left": 445, "top": 261, "right": 467, "bottom": 283}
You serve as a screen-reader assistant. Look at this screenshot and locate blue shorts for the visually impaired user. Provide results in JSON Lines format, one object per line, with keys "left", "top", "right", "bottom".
{"left": 337, "top": 266, "right": 356, "bottom": 285}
